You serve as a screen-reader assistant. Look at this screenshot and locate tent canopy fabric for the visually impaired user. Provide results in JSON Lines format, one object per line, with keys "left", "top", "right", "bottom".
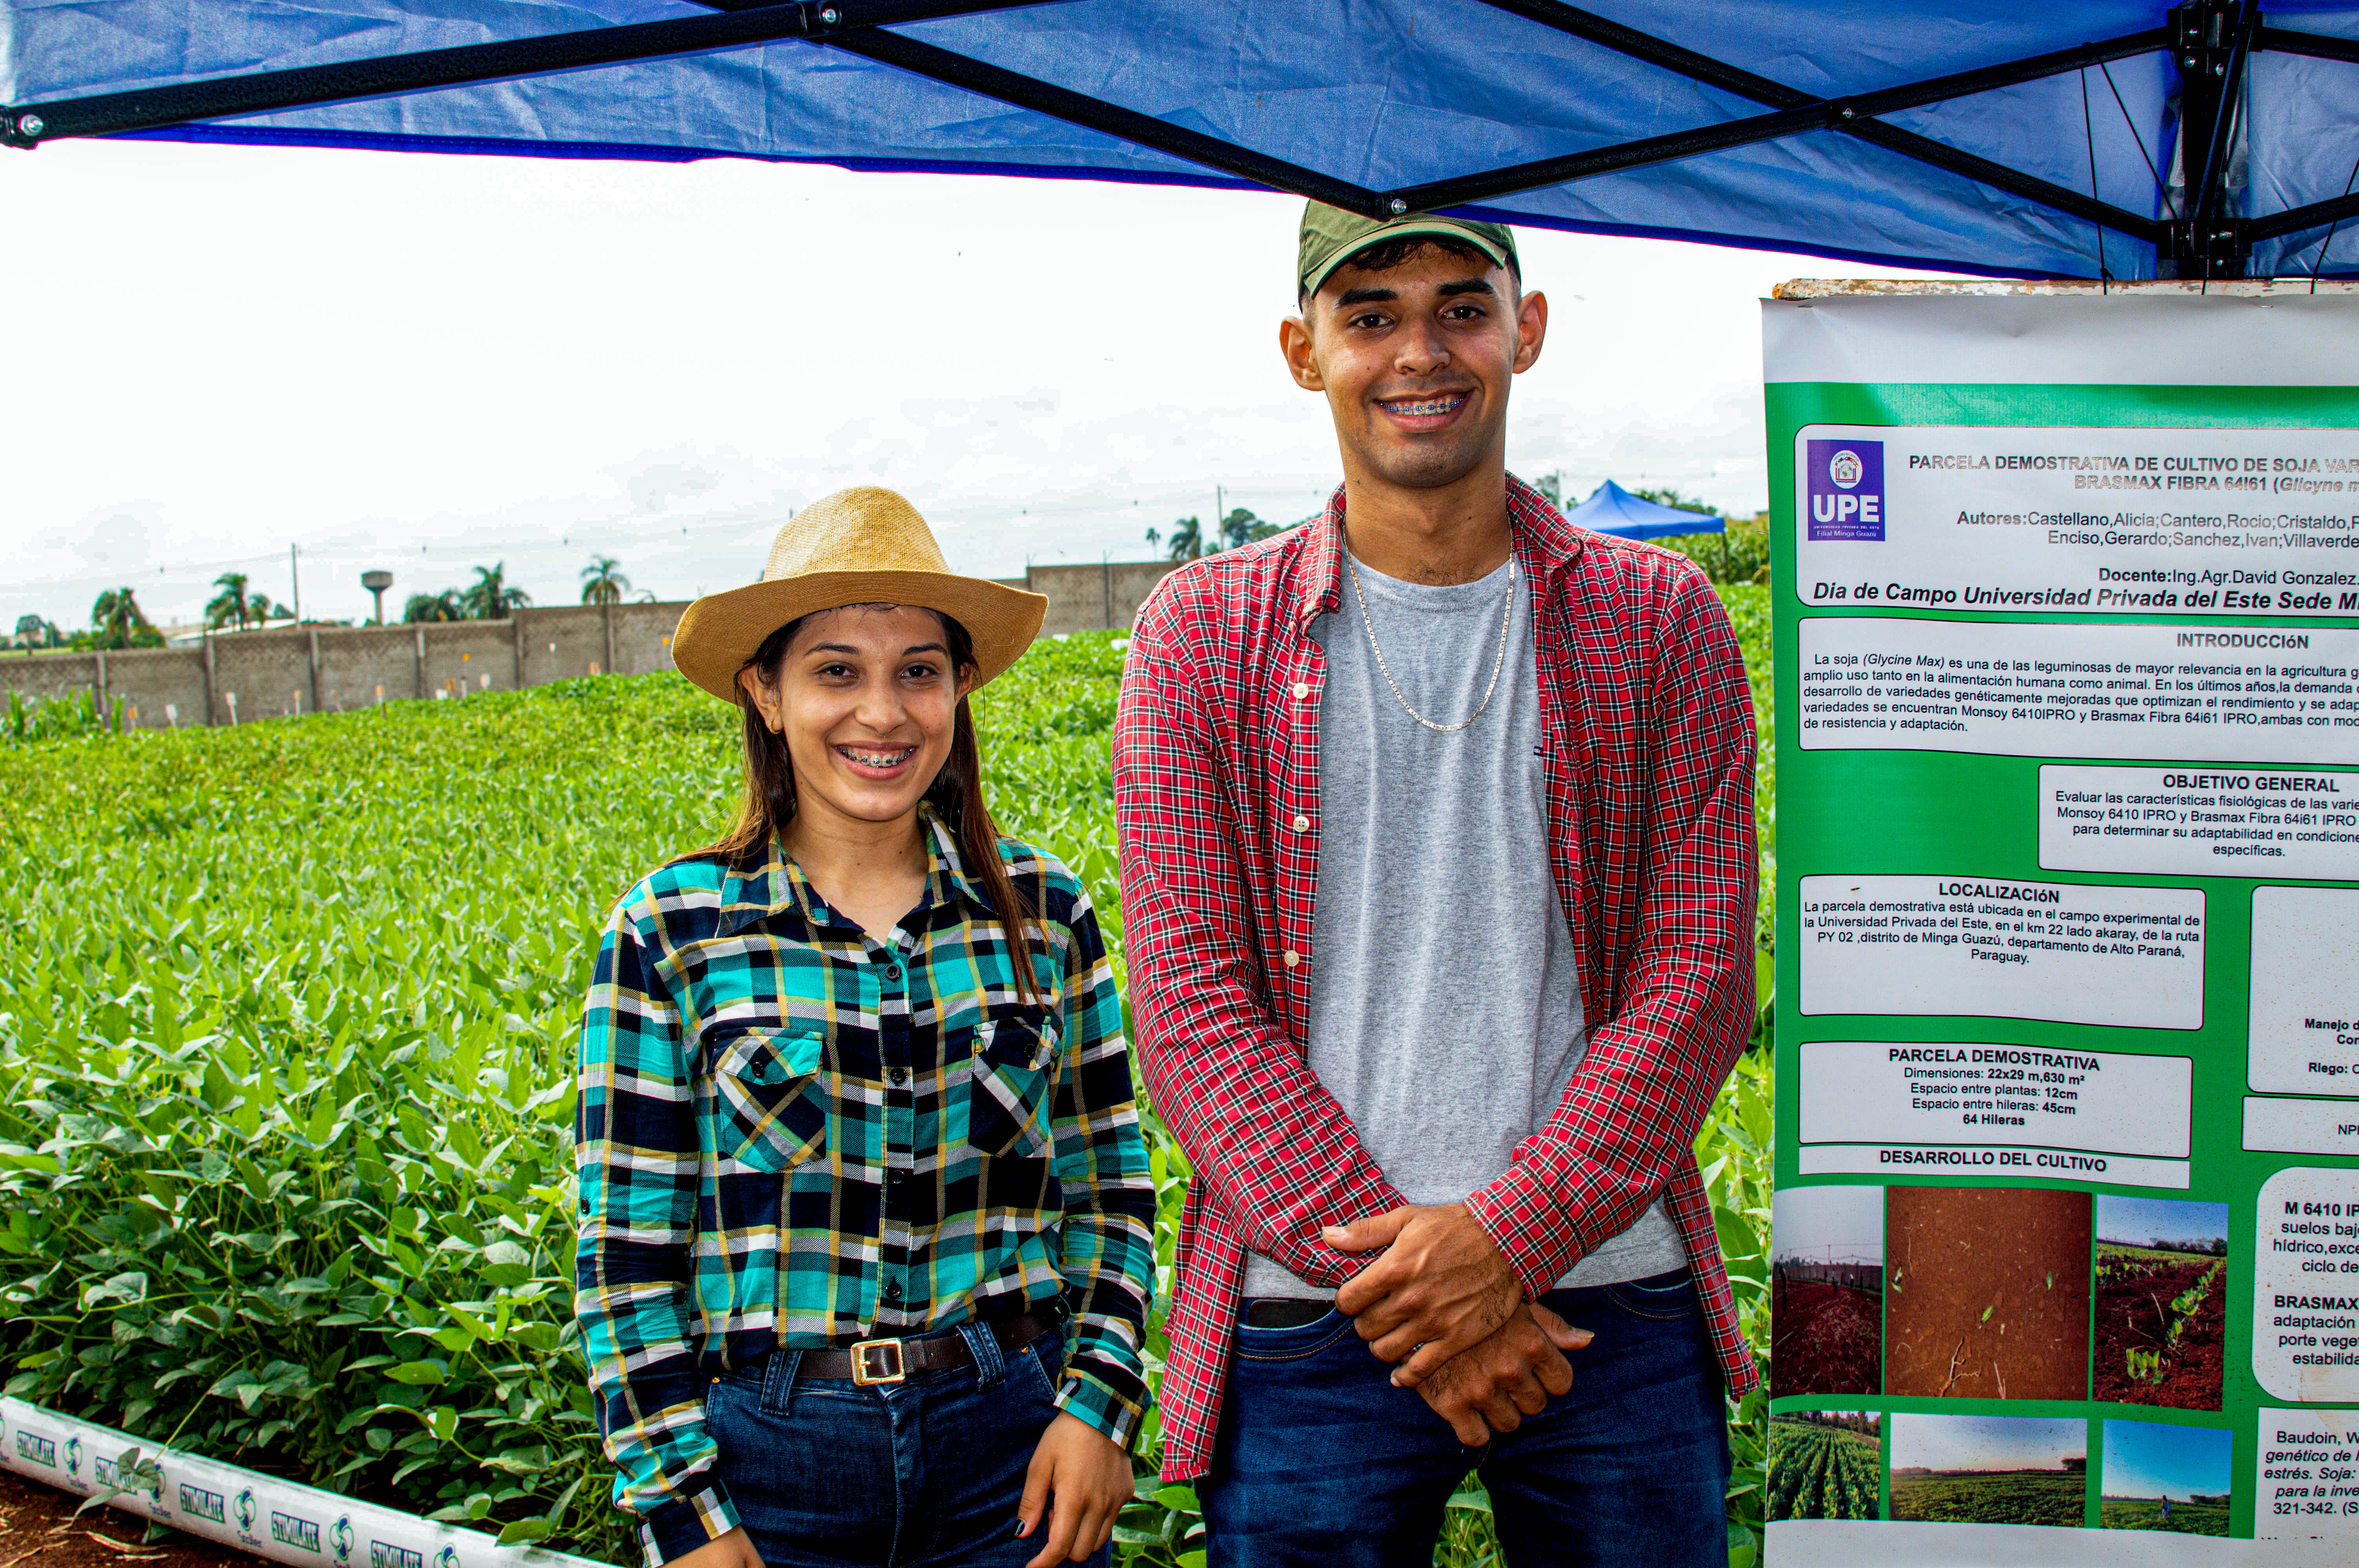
{"left": 1563, "top": 479, "right": 1727, "bottom": 541}
{"left": 6, "top": 2, "right": 2359, "bottom": 280}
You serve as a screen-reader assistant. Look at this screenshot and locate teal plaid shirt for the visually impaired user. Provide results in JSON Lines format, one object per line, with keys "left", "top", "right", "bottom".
{"left": 574, "top": 809, "right": 1154, "bottom": 1563}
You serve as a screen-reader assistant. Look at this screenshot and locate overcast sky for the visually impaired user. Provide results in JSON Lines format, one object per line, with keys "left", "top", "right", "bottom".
{"left": 5, "top": 138, "right": 1944, "bottom": 631}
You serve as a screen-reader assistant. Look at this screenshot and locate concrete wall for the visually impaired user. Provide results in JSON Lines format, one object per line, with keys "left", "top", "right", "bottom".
{"left": 0, "top": 602, "right": 695, "bottom": 730}
{"left": 1020, "top": 560, "right": 1180, "bottom": 635}
{"left": 3, "top": 564, "right": 1177, "bottom": 729}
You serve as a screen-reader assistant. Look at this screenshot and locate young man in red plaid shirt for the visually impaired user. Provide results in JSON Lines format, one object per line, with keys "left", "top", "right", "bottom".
{"left": 1112, "top": 203, "right": 1758, "bottom": 1565}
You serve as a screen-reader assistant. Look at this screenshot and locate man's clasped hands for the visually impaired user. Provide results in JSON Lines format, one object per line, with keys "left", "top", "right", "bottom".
{"left": 1321, "top": 1202, "right": 1593, "bottom": 1445}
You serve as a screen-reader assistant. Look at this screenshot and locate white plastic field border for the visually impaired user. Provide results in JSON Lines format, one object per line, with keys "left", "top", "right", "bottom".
{"left": 0, "top": 1397, "right": 612, "bottom": 1568}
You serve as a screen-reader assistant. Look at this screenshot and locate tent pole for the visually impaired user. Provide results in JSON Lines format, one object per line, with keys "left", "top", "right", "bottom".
{"left": 0, "top": 0, "right": 1040, "bottom": 147}
{"left": 2163, "top": 0, "right": 2258, "bottom": 279}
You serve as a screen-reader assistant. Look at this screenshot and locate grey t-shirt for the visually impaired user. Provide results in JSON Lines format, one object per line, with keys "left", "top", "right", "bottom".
{"left": 1240, "top": 551, "right": 1687, "bottom": 1299}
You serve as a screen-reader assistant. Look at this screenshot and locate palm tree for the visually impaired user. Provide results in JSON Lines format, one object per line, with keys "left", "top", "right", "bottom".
{"left": 403, "top": 589, "right": 464, "bottom": 623}
{"left": 90, "top": 587, "right": 153, "bottom": 650}
{"left": 580, "top": 555, "right": 631, "bottom": 606}
{"left": 207, "top": 572, "right": 256, "bottom": 631}
{"left": 1219, "top": 507, "right": 1280, "bottom": 550}
{"left": 461, "top": 563, "right": 531, "bottom": 621}
{"left": 1146, "top": 515, "right": 1205, "bottom": 562}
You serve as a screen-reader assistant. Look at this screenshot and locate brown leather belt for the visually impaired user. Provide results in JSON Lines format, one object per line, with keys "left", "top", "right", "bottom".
{"left": 797, "top": 1307, "right": 1058, "bottom": 1386}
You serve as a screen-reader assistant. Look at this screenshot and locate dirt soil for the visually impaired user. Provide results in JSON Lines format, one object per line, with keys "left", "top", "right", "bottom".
{"left": 2093, "top": 1254, "right": 2227, "bottom": 1410}
{"left": 0, "top": 1466, "right": 246, "bottom": 1568}
{"left": 1886, "top": 1186, "right": 2092, "bottom": 1401}
{"left": 1771, "top": 1278, "right": 1883, "bottom": 1397}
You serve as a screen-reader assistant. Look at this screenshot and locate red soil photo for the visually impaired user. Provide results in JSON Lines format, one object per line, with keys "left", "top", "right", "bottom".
{"left": 1886, "top": 1186, "right": 2092, "bottom": 1402}
{"left": 1771, "top": 1276, "right": 1883, "bottom": 1397}
{"left": 2092, "top": 1246, "right": 2227, "bottom": 1410}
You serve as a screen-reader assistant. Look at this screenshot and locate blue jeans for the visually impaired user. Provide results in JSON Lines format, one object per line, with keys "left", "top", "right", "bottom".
{"left": 704, "top": 1321, "right": 1112, "bottom": 1568}
{"left": 1201, "top": 1270, "right": 1729, "bottom": 1568}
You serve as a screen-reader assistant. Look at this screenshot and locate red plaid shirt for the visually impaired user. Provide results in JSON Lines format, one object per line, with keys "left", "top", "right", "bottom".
{"left": 1113, "top": 474, "right": 1759, "bottom": 1481}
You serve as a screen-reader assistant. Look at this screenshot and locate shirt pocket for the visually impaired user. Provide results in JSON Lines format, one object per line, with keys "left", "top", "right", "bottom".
{"left": 706, "top": 1024, "right": 829, "bottom": 1173}
{"left": 961, "top": 1012, "right": 1061, "bottom": 1160}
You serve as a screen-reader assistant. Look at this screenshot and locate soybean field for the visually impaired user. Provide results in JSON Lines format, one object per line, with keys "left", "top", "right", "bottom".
{"left": 0, "top": 588, "right": 1776, "bottom": 1567}
{"left": 1766, "top": 1415, "right": 1879, "bottom": 1522}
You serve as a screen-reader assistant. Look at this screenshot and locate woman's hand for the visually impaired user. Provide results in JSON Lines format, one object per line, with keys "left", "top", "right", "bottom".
{"left": 1016, "top": 1412, "right": 1131, "bottom": 1568}
{"left": 666, "top": 1527, "right": 763, "bottom": 1568}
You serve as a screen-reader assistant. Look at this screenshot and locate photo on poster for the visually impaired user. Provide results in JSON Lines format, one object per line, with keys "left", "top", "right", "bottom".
{"left": 1768, "top": 1412, "right": 1882, "bottom": 1522}
{"left": 1886, "top": 1187, "right": 2091, "bottom": 1400}
{"left": 2091, "top": 1198, "right": 2229, "bottom": 1411}
{"left": 2099, "top": 1419, "right": 2232, "bottom": 1536}
{"left": 1771, "top": 1185, "right": 1884, "bottom": 1398}
{"left": 1889, "top": 1413, "right": 2087, "bottom": 1527}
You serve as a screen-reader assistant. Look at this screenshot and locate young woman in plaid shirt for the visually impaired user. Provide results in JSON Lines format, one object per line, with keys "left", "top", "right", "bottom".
{"left": 576, "top": 488, "right": 1154, "bottom": 1568}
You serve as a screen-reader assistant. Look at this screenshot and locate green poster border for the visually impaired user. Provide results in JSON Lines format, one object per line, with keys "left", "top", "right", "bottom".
{"left": 1765, "top": 380, "right": 2359, "bottom": 1546}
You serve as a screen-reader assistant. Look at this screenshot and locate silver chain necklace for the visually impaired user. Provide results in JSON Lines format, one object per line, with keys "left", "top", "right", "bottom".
{"left": 1342, "top": 537, "right": 1516, "bottom": 734}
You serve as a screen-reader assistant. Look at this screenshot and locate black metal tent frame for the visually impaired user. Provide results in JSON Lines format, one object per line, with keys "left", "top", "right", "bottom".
{"left": 1, "top": 0, "right": 2351, "bottom": 278}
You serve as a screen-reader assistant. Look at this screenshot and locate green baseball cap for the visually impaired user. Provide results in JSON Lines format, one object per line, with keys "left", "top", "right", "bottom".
{"left": 1296, "top": 200, "right": 1519, "bottom": 301}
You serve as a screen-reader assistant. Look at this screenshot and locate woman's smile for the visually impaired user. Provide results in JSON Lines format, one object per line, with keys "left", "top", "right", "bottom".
{"left": 835, "top": 742, "right": 920, "bottom": 777}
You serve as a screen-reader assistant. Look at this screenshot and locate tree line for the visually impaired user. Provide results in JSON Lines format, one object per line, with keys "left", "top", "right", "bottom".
{"left": 8, "top": 555, "right": 649, "bottom": 653}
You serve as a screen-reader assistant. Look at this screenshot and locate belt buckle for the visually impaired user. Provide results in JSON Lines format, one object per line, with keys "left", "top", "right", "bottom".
{"left": 851, "top": 1338, "right": 906, "bottom": 1386}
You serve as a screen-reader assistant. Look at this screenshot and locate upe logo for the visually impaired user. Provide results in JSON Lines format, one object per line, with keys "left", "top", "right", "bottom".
{"left": 331, "top": 1515, "right": 356, "bottom": 1565}
{"left": 16, "top": 1432, "right": 55, "bottom": 1468}
{"left": 180, "top": 1483, "right": 227, "bottom": 1524}
{"left": 273, "top": 1511, "right": 323, "bottom": 1553}
{"left": 234, "top": 1487, "right": 257, "bottom": 1533}
{"left": 64, "top": 1437, "right": 81, "bottom": 1479}
{"left": 1807, "top": 438, "right": 1885, "bottom": 541}
{"left": 434, "top": 1548, "right": 461, "bottom": 1568}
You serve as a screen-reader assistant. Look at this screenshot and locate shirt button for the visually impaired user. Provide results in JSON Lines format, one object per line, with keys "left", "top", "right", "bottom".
{"left": 884, "top": 963, "right": 902, "bottom": 981}
{"left": 886, "top": 1168, "right": 905, "bottom": 1185}
{"left": 883, "top": 1281, "right": 902, "bottom": 1301}
{"left": 889, "top": 1067, "right": 908, "bottom": 1086}
{"left": 1292, "top": 814, "right": 1309, "bottom": 832}
{"left": 1292, "top": 682, "right": 1309, "bottom": 699}
{"left": 1283, "top": 950, "right": 1300, "bottom": 968}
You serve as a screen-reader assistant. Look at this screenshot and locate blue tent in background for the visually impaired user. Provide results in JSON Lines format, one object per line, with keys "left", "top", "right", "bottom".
{"left": 1563, "top": 480, "right": 1727, "bottom": 541}
{"left": 6, "top": 3, "right": 2359, "bottom": 280}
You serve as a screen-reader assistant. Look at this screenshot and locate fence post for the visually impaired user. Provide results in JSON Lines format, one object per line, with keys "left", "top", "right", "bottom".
{"left": 93, "top": 648, "right": 107, "bottom": 719}
{"left": 601, "top": 602, "right": 615, "bottom": 677}
{"left": 1101, "top": 558, "right": 1113, "bottom": 629}
{"left": 414, "top": 628, "right": 426, "bottom": 699}
{"left": 307, "top": 628, "right": 322, "bottom": 714}
{"left": 202, "top": 633, "right": 217, "bottom": 725}
{"left": 512, "top": 613, "right": 525, "bottom": 690}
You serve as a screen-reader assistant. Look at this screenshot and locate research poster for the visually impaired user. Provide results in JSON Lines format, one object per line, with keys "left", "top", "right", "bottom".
{"left": 1763, "top": 291, "right": 2359, "bottom": 1567}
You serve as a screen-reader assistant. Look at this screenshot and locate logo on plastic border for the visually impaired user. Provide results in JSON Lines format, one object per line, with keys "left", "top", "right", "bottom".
{"left": 273, "top": 1510, "right": 323, "bottom": 1553}
{"left": 331, "top": 1515, "right": 356, "bottom": 1565}
{"left": 434, "top": 1548, "right": 461, "bottom": 1568}
{"left": 369, "top": 1542, "right": 425, "bottom": 1568}
{"left": 234, "top": 1486, "right": 257, "bottom": 1534}
{"left": 1805, "top": 438, "right": 1886, "bottom": 541}
{"left": 180, "top": 1483, "right": 227, "bottom": 1524}
{"left": 64, "top": 1437, "right": 81, "bottom": 1480}
{"left": 15, "top": 1432, "right": 55, "bottom": 1468}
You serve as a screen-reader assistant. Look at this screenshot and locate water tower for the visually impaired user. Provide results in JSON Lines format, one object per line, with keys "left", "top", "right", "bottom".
{"left": 361, "top": 570, "right": 393, "bottom": 625}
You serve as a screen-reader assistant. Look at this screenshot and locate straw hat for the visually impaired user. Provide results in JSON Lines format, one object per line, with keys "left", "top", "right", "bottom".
{"left": 671, "top": 487, "right": 1047, "bottom": 703}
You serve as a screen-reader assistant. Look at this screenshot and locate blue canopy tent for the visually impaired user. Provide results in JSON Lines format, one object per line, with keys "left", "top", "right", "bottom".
{"left": 1563, "top": 479, "right": 1726, "bottom": 541}
{"left": 7, "top": 2, "right": 2359, "bottom": 280}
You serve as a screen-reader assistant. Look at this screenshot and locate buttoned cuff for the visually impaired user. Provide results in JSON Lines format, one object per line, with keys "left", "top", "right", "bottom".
{"left": 638, "top": 1483, "right": 741, "bottom": 1567}
{"left": 1465, "top": 1166, "right": 1582, "bottom": 1299}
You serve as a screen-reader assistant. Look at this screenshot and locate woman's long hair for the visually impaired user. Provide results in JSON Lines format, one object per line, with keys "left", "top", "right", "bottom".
{"left": 710, "top": 606, "right": 1040, "bottom": 1003}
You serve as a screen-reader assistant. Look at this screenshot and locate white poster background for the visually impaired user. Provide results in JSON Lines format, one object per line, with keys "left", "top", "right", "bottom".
{"left": 2251, "top": 886, "right": 2359, "bottom": 1094}
{"left": 1794, "top": 423, "right": 2359, "bottom": 606}
{"left": 1796, "top": 616, "right": 2359, "bottom": 764}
